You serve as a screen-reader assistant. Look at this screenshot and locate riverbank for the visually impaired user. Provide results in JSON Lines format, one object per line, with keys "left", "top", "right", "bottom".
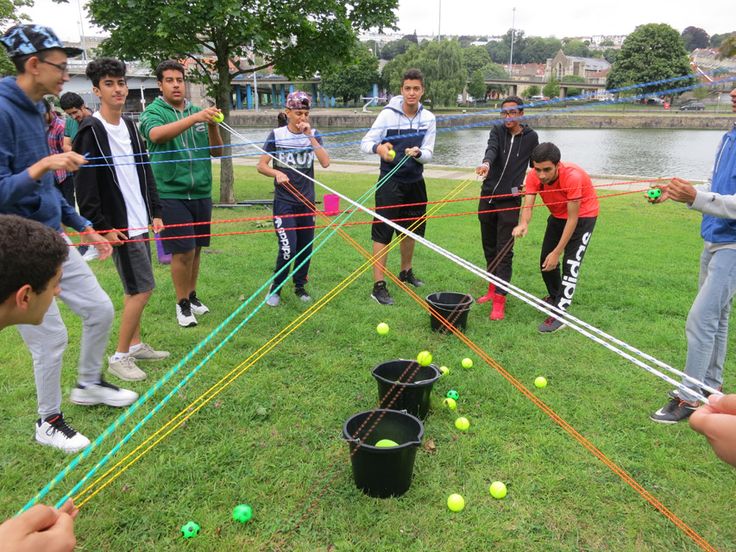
{"left": 227, "top": 108, "right": 733, "bottom": 130}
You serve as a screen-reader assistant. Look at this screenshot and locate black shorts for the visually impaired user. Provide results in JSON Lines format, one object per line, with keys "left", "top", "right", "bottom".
{"left": 111, "top": 234, "right": 155, "bottom": 295}
{"left": 371, "top": 178, "right": 427, "bottom": 245}
{"left": 160, "top": 198, "right": 212, "bottom": 254}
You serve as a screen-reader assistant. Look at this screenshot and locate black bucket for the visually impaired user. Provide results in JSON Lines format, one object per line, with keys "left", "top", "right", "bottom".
{"left": 342, "top": 409, "right": 424, "bottom": 498}
{"left": 372, "top": 359, "right": 441, "bottom": 419}
{"left": 425, "top": 292, "right": 474, "bottom": 333}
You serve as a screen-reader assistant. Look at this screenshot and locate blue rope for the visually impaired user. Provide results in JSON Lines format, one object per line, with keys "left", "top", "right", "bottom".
{"left": 21, "top": 154, "right": 410, "bottom": 513}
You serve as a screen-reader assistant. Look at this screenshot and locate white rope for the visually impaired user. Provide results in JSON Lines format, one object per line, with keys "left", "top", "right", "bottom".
{"left": 220, "top": 121, "right": 712, "bottom": 404}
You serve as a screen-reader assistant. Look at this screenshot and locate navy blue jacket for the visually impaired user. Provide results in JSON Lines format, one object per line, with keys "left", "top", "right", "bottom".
{"left": 701, "top": 125, "right": 736, "bottom": 243}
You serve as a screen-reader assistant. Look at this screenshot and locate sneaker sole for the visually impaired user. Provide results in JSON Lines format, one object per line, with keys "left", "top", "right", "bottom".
{"left": 191, "top": 307, "right": 209, "bottom": 315}
{"left": 69, "top": 392, "right": 138, "bottom": 408}
{"left": 108, "top": 367, "right": 147, "bottom": 382}
{"left": 131, "top": 352, "right": 171, "bottom": 361}
{"left": 178, "top": 320, "right": 197, "bottom": 328}
{"left": 371, "top": 294, "right": 394, "bottom": 306}
{"left": 35, "top": 434, "right": 89, "bottom": 453}
{"left": 539, "top": 324, "right": 565, "bottom": 334}
{"left": 649, "top": 416, "right": 681, "bottom": 424}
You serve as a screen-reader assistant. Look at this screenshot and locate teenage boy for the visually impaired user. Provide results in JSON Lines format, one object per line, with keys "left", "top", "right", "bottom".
{"left": 139, "top": 60, "right": 223, "bottom": 327}
{"left": 60, "top": 91, "right": 92, "bottom": 152}
{"left": 360, "top": 68, "right": 436, "bottom": 305}
{"left": 0, "top": 24, "right": 138, "bottom": 454}
{"left": 43, "top": 98, "right": 74, "bottom": 206}
{"left": 650, "top": 86, "right": 736, "bottom": 424}
{"left": 74, "top": 58, "right": 169, "bottom": 382}
{"left": 512, "top": 142, "right": 599, "bottom": 333}
{"left": 475, "top": 96, "right": 539, "bottom": 320}
{"left": 0, "top": 215, "right": 79, "bottom": 551}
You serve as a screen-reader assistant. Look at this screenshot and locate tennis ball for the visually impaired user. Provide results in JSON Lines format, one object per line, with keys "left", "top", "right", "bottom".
{"left": 376, "top": 322, "right": 389, "bottom": 335}
{"left": 443, "top": 397, "right": 457, "bottom": 411}
{"left": 461, "top": 357, "right": 473, "bottom": 369}
{"left": 232, "top": 504, "right": 253, "bottom": 523}
{"left": 375, "top": 438, "right": 399, "bottom": 448}
{"left": 455, "top": 416, "right": 470, "bottom": 431}
{"left": 534, "top": 376, "right": 548, "bottom": 389}
{"left": 417, "top": 350, "right": 433, "bottom": 366}
{"left": 439, "top": 366, "right": 449, "bottom": 376}
{"left": 387, "top": 149, "right": 396, "bottom": 160}
{"left": 489, "top": 481, "right": 507, "bottom": 499}
{"left": 212, "top": 111, "right": 224, "bottom": 123}
{"left": 447, "top": 493, "right": 465, "bottom": 512}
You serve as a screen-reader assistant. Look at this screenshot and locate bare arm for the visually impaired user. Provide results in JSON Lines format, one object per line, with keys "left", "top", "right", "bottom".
{"left": 208, "top": 122, "right": 224, "bottom": 157}
{"left": 148, "top": 107, "right": 221, "bottom": 144}
{"left": 541, "top": 200, "right": 580, "bottom": 271}
{"left": 512, "top": 192, "right": 537, "bottom": 237}
{"left": 256, "top": 153, "right": 290, "bottom": 185}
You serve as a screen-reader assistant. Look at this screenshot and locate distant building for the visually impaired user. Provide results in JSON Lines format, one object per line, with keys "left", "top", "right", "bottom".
{"left": 504, "top": 63, "right": 546, "bottom": 79}
{"left": 545, "top": 50, "right": 611, "bottom": 81}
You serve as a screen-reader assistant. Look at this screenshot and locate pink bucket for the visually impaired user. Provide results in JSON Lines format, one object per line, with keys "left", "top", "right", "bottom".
{"left": 323, "top": 193, "right": 340, "bottom": 216}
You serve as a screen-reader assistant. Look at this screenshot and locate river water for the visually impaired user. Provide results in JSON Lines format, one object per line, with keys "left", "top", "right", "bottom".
{"left": 233, "top": 126, "right": 731, "bottom": 181}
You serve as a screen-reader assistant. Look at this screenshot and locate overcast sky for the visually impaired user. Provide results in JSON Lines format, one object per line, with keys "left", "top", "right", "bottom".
{"left": 23, "top": 0, "right": 736, "bottom": 42}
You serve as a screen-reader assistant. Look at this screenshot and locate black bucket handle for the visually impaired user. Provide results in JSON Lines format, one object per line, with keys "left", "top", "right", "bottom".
{"left": 342, "top": 408, "right": 424, "bottom": 449}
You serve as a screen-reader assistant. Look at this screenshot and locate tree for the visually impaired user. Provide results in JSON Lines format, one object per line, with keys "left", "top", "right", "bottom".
{"left": 524, "top": 85, "right": 540, "bottom": 98}
{"left": 319, "top": 41, "right": 378, "bottom": 104}
{"left": 602, "top": 48, "right": 619, "bottom": 64}
{"left": 521, "top": 36, "right": 562, "bottom": 64}
{"left": 486, "top": 29, "right": 526, "bottom": 64}
{"left": 466, "top": 69, "right": 486, "bottom": 101}
{"left": 681, "top": 26, "right": 709, "bottom": 51}
{"left": 542, "top": 77, "right": 560, "bottom": 99}
{"left": 382, "top": 39, "right": 467, "bottom": 107}
{"left": 562, "top": 38, "right": 591, "bottom": 57}
{"left": 0, "top": 0, "right": 33, "bottom": 77}
{"left": 381, "top": 37, "right": 413, "bottom": 61}
{"left": 711, "top": 32, "right": 736, "bottom": 48}
{"left": 560, "top": 74, "right": 585, "bottom": 97}
{"left": 720, "top": 35, "right": 736, "bottom": 58}
{"left": 462, "top": 45, "right": 491, "bottom": 75}
{"left": 85, "top": 0, "right": 397, "bottom": 203}
{"left": 607, "top": 23, "right": 693, "bottom": 95}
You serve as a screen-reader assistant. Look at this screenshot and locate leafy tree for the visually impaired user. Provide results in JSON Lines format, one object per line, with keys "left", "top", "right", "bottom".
{"left": 720, "top": 35, "right": 736, "bottom": 58}
{"left": 710, "top": 32, "right": 735, "bottom": 48}
{"left": 524, "top": 84, "right": 540, "bottom": 98}
{"left": 600, "top": 39, "right": 614, "bottom": 47}
{"left": 607, "top": 23, "right": 693, "bottom": 95}
{"left": 462, "top": 45, "right": 491, "bottom": 75}
{"left": 380, "top": 38, "right": 413, "bottom": 61}
{"left": 382, "top": 39, "right": 467, "bottom": 107}
{"left": 521, "top": 36, "right": 562, "bottom": 64}
{"left": 602, "top": 48, "right": 619, "bottom": 64}
{"left": 84, "top": 0, "right": 397, "bottom": 203}
{"left": 319, "top": 41, "right": 378, "bottom": 104}
{"left": 562, "top": 38, "right": 591, "bottom": 57}
{"left": 466, "top": 69, "right": 486, "bottom": 101}
{"left": 480, "top": 62, "right": 509, "bottom": 95}
{"left": 681, "top": 26, "right": 709, "bottom": 51}
{"left": 0, "top": 0, "right": 33, "bottom": 77}
{"left": 560, "top": 74, "right": 585, "bottom": 97}
{"left": 486, "top": 29, "right": 526, "bottom": 65}
{"left": 542, "top": 77, "right": 560, "bottom": 99}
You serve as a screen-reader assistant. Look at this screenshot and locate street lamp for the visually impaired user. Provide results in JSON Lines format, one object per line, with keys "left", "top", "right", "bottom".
{"left": 508, "top": 7, "right": 516, "bottom": 72}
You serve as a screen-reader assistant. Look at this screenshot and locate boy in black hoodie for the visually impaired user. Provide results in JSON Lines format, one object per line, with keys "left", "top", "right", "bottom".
{"left": 74, "top": 58, "right": 168, "bottom": 382}
{"left": 475, "top": 96, "right": 538, "bottom": 320}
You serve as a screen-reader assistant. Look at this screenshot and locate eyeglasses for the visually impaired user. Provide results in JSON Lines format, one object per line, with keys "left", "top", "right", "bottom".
{"left": 39, "top": 59, "right": 69, "bottom": 74}
{"left": 501, "top": 110, "right": 521, "bottom": 117}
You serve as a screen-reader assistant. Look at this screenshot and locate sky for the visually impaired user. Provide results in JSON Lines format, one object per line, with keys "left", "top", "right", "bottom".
{"left": 22, "top": 0, "right": 736, "bottom": 42}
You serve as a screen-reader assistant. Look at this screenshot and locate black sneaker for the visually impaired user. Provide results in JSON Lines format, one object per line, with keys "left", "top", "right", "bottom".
{"left": 188, "top": 291, "right": 209, "bottom": 315}
{"left": 538, "top": 315, "right": 565, "bottom": 333}
{"left": 371, "top": 281, "right": 394, "bottom": 305}
{"left": 668, "top": 387, "right": 721, "bottom": 401}
{"left": 650, "top": 397, "right": 698, "bottom": 424}
{"left": 294, "top": 286, "right": 312, "bottom": 302}
{"left": 399, "top": 268, "right": 424, "bottom": 287}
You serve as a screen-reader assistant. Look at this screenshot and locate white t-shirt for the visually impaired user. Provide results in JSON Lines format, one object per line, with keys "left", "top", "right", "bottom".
{"left": 93, "top": 112, "right": 148, "bottom": 237}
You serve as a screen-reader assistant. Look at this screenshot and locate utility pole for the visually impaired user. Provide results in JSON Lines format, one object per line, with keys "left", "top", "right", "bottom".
{"left": 508, "top": 7, "right": 516, "bottom": 73}
{"left": 438, "top": 0, "right": 441, "bottom": 41}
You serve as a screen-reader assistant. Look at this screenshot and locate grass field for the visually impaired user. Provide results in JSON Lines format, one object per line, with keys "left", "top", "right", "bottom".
{"left": 1, "top": 166, "right": 734, "bottom": 551}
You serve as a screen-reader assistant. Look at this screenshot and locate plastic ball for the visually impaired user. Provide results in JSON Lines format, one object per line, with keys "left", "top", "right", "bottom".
{"left": 489, "top": 481, "right": 507, "bottom": 499}
{"left": 416, "top": 350, "right": 433, "bottom": 366}
{"left": 387, "top": 149, "right": 396, "bottom": 160}
{"left": 375, "top": 438, "right": 399, "bottom": 448}
{"left": 181, "top": 521, "right": 200, "bottom": 539}
{"left": 376, "top": 322, "right": 389, "bottom": 335}
{"left": 447, "top": 493, "right": 465, "bottom": 512}
{"left": 443, "top": 397, "right": 457, "bottom": 410}
{"left": 439, "top": 366, "right": 449, "bottom": 376}
{"left": 534, "top": 376, "right": 548, "bottom": 389}
{"left": 461, "top": 358, "right": 473, "bottom": 369}
{"left": 446, "top": 389, "right": 459, "bottom": 401}
{"left": 232, "top": 504, "right": 253, "bottom": 523}
{"left": 212, "top": 111, "right": 224, "bottom": 124}
{"left": 646, "top": 188, "right": 661, "bottom": 200}
{"left": 455, "top": 417, "right": 470, "bottom": 431}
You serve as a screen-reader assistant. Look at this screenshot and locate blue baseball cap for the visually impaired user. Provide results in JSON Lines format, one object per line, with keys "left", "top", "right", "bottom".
{"left": 1, "top": 24, "right": 83, "bottom": 59}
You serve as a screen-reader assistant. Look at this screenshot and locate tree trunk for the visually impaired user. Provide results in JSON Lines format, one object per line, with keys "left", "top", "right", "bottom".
{"left": 216, "top": 55, "right": 235, "bottom": 204}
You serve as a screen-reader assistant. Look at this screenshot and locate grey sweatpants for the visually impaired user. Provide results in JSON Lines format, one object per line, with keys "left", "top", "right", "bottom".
{"left": 17, "top": 241, "right": 114, "bottom": 419}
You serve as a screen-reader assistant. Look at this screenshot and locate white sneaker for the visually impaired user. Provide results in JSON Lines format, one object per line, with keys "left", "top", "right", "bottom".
{"left": 108, "top": 356, "right": 147, "bottom": 381}
{"left": 35, "top": 413, "right": 90, "bottom": 453}
{"left": 266, "top": 293, "right": 280, "bottom": 307}
{"left": 189, "top": 293, "right": 209, "bottom": 316}
{"left": 82, "top": 247, "right": 99, "bottom": 262}
{"left": 130, "top": 343, "right": 170, "bottom": 361}
{"left": 176, "top": 300, "right": 197, "bottom": 327}
{"left": 70, "top": 380, "right": 138, "bottom": 407}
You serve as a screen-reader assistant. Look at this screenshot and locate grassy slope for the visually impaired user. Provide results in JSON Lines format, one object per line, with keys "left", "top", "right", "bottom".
{"left": 0, "top": 167, "right": 733, "bottom": 551}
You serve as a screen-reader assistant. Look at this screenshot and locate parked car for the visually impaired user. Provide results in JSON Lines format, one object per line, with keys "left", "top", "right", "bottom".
{"left": 679, "top": 101, "right": 705, "bottom": 111}
{"left": 643, "top": 96, "right": 665, "bottom": 105}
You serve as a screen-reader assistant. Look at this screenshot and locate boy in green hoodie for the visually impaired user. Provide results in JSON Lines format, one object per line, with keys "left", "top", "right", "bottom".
{"left": 139, "top": 60, "right": 223, "bottom": 328}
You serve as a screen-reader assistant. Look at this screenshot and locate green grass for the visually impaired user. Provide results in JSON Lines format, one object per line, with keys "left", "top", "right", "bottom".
{"left": 1, "top": 166, "right": 734, "bottom": 551}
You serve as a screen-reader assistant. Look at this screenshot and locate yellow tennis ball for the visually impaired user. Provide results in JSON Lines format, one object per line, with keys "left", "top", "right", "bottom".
{"left": 534, "top": 376, "right": 547, "bottom": 389}
{"left": 416, "top": 350, "right": 432, "bottom": 366}
{"left": 447, "top": 493, "right": 465, "bottom": 512}
{"left": 376, "top": 322, "right": 389, "bottom": 335}
{"left": 374, "top": 439, "right": 398, "bottom": 448}
{"left": 443, "top": 397, "right": 457, "bottom": 411}
{"left": 439, "top": 366, "right": 449, "bottom": 376}
{"left": 489, "top": 481, "right": 507, "bottom": 499}
{"left": 212, "top": 111, "right": 224, "bottom": 123}
{"left": 455, "top": 417, "right": 470, "bottom": 431}
{"left": 461, "top": 358, "right": 473, "bottom": 368}
{"left": 387, "top": 149, "right": 396, "bottom": 160}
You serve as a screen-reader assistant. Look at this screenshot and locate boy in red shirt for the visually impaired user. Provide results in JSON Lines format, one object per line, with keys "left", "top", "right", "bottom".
{"left": 512, "top": 142, "right": 599, "bottom": 332}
